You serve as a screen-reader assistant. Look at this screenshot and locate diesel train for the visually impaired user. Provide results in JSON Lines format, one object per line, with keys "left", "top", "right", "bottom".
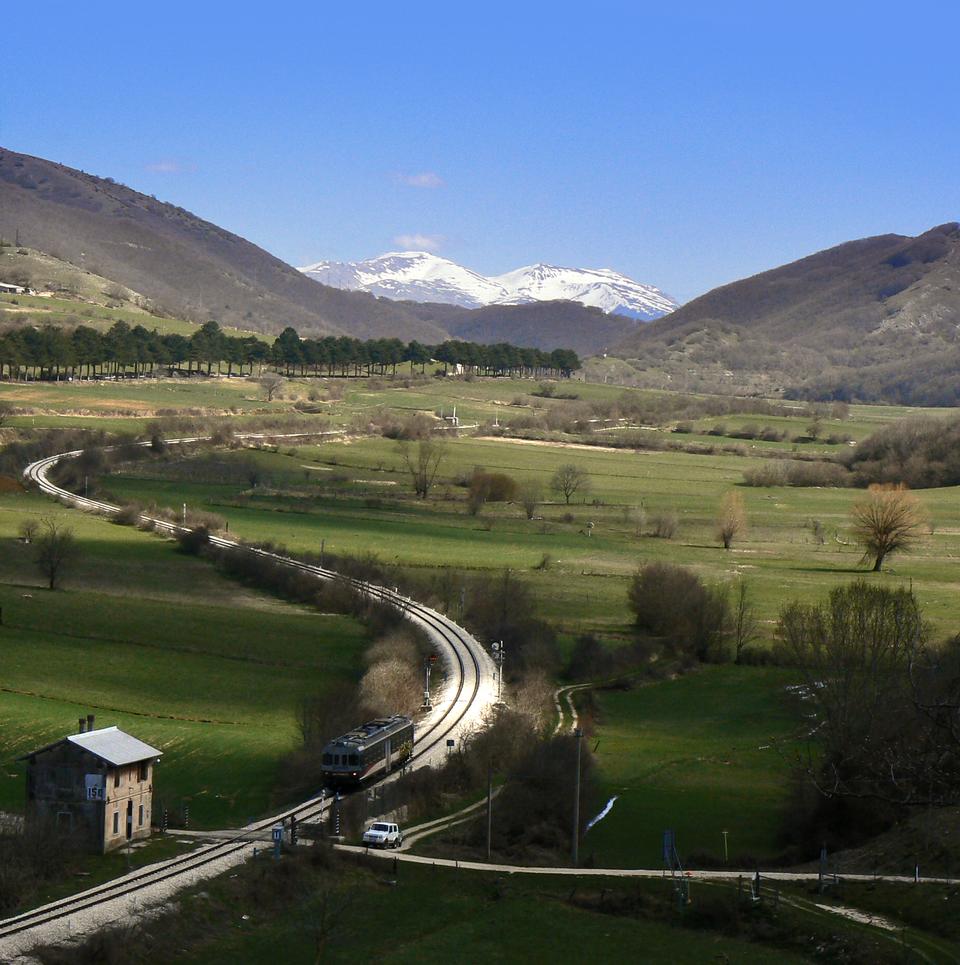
{"left": 320, "top": 715, "right": 414, "bottom": 786}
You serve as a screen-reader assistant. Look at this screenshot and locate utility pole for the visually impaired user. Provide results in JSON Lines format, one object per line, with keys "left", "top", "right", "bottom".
{"left": 572, "top": 726, "right": 583, "bottom": 867}
{"left": 320, "top": 538, "right": 325, "bottom": 569}
{"left": 486, "top": 763, "right": 493, "bottom": 861}
{"left": 181, "top": 502, "right": 187, "bottom": 526}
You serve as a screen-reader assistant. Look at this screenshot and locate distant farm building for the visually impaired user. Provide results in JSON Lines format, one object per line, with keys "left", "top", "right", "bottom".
{"left": 19, "top": 717, "right": 162, "bottom": 853}
{"left": 0, "top": 282, "right": 29, "bottom": 295}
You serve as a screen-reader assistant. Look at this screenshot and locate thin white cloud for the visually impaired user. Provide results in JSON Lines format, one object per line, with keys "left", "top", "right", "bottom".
{"left": 145, "top": 159, "right": 195, "bottom": 174}
{"left": 392, "top": 233, "right": 444, "bottom": 252}
{"left": 395, "top": 171, "right": 444, "bottom": 188}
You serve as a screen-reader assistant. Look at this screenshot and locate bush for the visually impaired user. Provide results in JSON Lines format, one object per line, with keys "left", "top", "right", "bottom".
{"left": 742, "top": 462, "right": 788, "bottom": 487}
{"left": 176, "top": 526, "right": 210, "bottom": 555}
{"left": 784, "top": 461, "right": 850, "bottom": 487}
{"left": 628, "top": 562, "right": 730, "bottom": 662}
{"left": 467, "top": 469, "right": 518, "bottom": 513}
{"left": 111, "top": 503, "right": 143, "bottom": 526}
{"left": 847, "top": 414, "right": 960, "bottom": 489}
{"left": 649, "top": 511, "right": 679, "bottom": 539}
{"left": 743, "top": 459, "right": 850, "bottom": 488}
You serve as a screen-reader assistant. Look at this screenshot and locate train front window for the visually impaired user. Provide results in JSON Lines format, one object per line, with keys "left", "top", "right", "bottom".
{"left": 322, "top": 754, "right": 332, "bottom": 765}
{"left": 349, "top": 754, "right": 359, "bottom": 766}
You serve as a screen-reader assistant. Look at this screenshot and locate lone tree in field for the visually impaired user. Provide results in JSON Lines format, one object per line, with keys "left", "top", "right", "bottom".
{"left": 518, "top": 479, "right": 544, "bottom": 519}
{"left": 731, "top": 579, "right": 759, "bottom": 663}
{"left": 34, "top": 518, "right": 79, "bottom": 590}
{"left": 258, "top": 373, "right": 285, "bottom": 402}
{"left": 851, "top": 483, "right": 924, "bottom": 572}
{"left": 550, "top": 464, "right": 590, "bottom": 504}
{"left": 716, "top": 490, "right": 747, "bottom": 550}
{"left": 400, "top": 437, "right": 446, "bottom": 499}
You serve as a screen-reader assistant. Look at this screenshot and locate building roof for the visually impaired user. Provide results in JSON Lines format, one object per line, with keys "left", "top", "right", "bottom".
{"left": 20, "top": 726, "right": 162, "bottom": 767}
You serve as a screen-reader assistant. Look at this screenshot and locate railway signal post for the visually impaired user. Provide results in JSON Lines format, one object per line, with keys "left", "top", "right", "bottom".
{"left": 492, "top": 641, "right": 505, "bottom": 703}
{"left": 422, "top": 653, "right": 437, "bottom": 709}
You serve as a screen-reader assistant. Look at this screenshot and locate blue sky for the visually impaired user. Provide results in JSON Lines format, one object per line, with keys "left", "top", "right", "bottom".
{"left": 3, "top": 0, "right": 959, "bottom": 302}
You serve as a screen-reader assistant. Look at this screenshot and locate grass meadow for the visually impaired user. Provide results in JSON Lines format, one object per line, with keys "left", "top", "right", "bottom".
{"left": 105, "top": 432, "right": 960, "bottom": 640}
{"left": 580, "top": 667, "right": 801, "bottom": 868}
{"left": 170, "top": 861, "right": 812, "bottom": 965}
{"left": 3, "top": 372, "right": 959, "bottom": 865}
{"left": 0, "top": 490, "right": 369, "bottom": 827}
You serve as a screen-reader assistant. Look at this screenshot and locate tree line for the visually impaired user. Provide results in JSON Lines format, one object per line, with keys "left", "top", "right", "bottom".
{"left": 0, "top": 320, "right": 581, "bottom": 381}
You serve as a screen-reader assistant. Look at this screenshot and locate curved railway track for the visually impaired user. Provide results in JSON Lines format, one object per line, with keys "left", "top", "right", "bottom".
{"left": 0, "top": 436, "right": 496, "bottom": 953}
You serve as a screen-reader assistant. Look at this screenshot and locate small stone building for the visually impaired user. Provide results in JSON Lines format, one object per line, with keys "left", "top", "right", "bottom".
{"left": 20, "top": 717, "right": 162, "bottom": 853}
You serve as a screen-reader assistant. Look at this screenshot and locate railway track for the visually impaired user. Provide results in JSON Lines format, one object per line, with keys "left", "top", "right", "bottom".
{"left": 0, "top": 435, "right": 496, "bottom": 955}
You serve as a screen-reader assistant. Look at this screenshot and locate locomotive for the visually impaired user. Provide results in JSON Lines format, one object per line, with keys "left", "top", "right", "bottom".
{"left": 320, "top": 715, "right": 414, "bottom": 786}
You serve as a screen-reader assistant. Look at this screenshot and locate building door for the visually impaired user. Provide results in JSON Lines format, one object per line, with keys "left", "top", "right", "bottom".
{"left": 126, "top": 800, "right": 133, "bottom": 839}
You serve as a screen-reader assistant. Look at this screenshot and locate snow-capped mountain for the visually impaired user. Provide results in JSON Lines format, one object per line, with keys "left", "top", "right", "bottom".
{"left": 491, "top": 264, "right": 678, "bottom": 319}
{"left": 299, "top": 252, "right": 678, "bottom": 320}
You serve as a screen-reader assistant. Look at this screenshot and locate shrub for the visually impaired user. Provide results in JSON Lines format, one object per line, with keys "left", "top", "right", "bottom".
{"left": 742, "top": 462, "right": 789, "bottom": 487}
{"left": 628, "top": 562, "right": 730, "bottom": 662}
{"left": 111, "top": 503, "right": 143, "bottom": 526}
{"left": 649, "top": 511, "right": 678, "bottom": 539}
{"left": 784, "top": 461, "right": 850, "bottom": 487}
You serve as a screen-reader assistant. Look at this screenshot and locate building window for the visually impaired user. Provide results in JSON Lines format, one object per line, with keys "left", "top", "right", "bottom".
{"left": 112, "top": 811, "right": 119, "bottom": 835}
{"left": 138, "top": 805, "right": 144, "bottom": 826}
{"left": 114, "top": 770, "right": 122, "bottom": 788}
{"left": 138, "top": 761, "right": 150, "bottom": 782}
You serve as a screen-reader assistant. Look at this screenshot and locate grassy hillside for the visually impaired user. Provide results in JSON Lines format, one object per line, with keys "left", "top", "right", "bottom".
{"left": 0, "top": 147, "right": 447, "bottom": 342}
{"left": 0, "top": 148, "right": 630, "bottom": 354}
{"left": 0, "top": 491, "right": 369, "bottom": 827}
{"left": 613, "top": 222, "right": 960, "bottom": 404}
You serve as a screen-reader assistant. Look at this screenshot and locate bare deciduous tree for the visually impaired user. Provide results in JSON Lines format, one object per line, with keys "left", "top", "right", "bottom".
{"left": 775, "top": 581, "right": 960, "bottom": 805}
{"left": 716, "top": 490, "right": 747, "bottom": 550}
{"left": 400, "top": 437, "right": 446, "bottom": 499}
{"left": 18, "top": 519, "right": 38, "bottom": 543}
{"left": 731, "top": 579, "right": 759, "bottom": 663}
{"left": 549, "top": 464, "right": 590, "bottom": 505}
{"left": 34, "top": 518, "right": 79, "bottom": 590}
{"left": 258, "top": 373, "right": 285, "bottom": 402}
{"left": 518, "top": 479, "right": 543, "bottom": 519}
{"left": 851, "top": 483, "right": 924, "bottom": 572}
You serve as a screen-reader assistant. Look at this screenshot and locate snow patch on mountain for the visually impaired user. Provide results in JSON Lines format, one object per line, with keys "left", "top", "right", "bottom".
{"left": 299, "top": 252, "right": 678, "bottom": 319}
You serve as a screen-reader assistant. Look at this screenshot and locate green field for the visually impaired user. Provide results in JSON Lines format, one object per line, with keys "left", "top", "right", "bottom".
{"left": 76, "top": 850, "right": 960, "bottom": 965}
{"left": 580, "top": 667, "right": 800, "bottom": 868}
{"left": 103, "top": 432, "right": 960, "bottom": 639}
{"left": 157, "top": 860, "right": 814, "bottom": 965}
{"left": 4, "top": 372, "right": 960, "bottom": 885}
{"left": 0, "top": 491, "right": 369, "bottom": 827}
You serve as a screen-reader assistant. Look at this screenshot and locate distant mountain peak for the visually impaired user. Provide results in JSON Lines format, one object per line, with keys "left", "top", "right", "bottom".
{"left": 299, "top": 251, "right": 679, "bottom": 319}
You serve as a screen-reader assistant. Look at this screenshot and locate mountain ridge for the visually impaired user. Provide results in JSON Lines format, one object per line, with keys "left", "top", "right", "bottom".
{"left": 0, "top": 147, "right": 631, "bottom": 354}
{"left": 612, "top": 222, "right": 960, "bottom": 404}
{"left": 300, "top": 250, "right": 678, "bottom": 320}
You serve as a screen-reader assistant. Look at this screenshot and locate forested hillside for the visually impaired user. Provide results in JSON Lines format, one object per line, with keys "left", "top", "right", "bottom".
{"left": 614, "top": 222, "right": 960, "bottom": 404}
